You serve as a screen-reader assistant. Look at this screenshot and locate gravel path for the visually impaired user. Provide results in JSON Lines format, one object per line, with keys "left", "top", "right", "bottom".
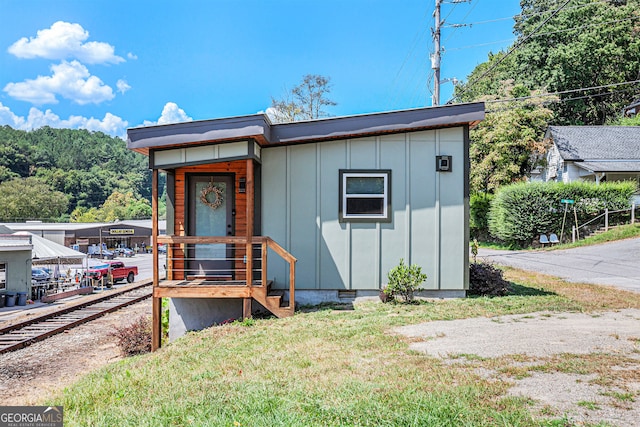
{"left": 0, "top": 299, "right": 150, "bottom": 405}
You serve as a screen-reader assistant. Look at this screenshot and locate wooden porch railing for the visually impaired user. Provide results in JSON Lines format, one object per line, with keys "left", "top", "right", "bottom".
{"left": 154, "top": 235, "right": 296, "bottom": 310}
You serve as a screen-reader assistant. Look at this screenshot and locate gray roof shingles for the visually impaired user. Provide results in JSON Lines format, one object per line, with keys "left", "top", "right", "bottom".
{"left": 548, "top": 126, "right": 640, "bottom": 161}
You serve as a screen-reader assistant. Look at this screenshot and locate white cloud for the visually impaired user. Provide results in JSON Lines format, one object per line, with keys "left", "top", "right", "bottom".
{"left": 116, "top": 79, "right": 131, "bottom": 94}
{"left": 3, "top": 60, "right": 115, "bottom": 105}
{"left": 143, "top": 102, "right": 193, "bottom": 126}
{"left": 8, "top": 21, "right": 124, "bottom": 64}
{"left": 127, "top": 52, "right": 138, "bottom": 60}
{"left": 0, "top": 102, "right": 128, "bottom": 138}
{"left": 0, "top": 102, "right": 27, "bottom": 129}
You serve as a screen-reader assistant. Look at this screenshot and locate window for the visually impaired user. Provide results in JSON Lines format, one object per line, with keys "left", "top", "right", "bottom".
{"left": 339, "top": 170, "right": 391, "bottom": 222}
{"left": 0, "top": 263, "right": 5, "bottom": 290}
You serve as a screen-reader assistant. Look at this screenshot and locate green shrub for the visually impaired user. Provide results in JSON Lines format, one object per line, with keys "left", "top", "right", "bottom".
{"left": 488, "top": 181, "right": 636, "bottom": 246}
{"left": 470, "top": 193, "right": 494, "bottom": 239}
{"left": 384, "top": 259, "right": 427, "bottom": 303}
{"left": 468, "top": 262, "right": 511, "bottom": 297}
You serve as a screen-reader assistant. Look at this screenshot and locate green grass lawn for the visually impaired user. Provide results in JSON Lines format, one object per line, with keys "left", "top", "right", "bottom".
{"left": 50, "top": 269, "right": 640, "bottom": 426}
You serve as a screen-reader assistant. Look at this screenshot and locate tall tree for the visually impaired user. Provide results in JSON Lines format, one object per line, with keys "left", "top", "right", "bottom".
{"left": 513, "top": 0, "right": 640, "bottom": 124}
{"left": 0, "top": 126, "right": 151, "bottom": 218}
{"left": 269, "top": 74, "right": 337, "bottom": 123}
{"left": 470, "top": 85, "right": 555, "bottom": 194}
{"left": 0, "top": 177, "right": 69, "bottom": 221}
{"left": 455, "top": 0, "right": 640, "bottom": 125}
{"left": 69, "top": 190, "right": 152, "bottom": 222}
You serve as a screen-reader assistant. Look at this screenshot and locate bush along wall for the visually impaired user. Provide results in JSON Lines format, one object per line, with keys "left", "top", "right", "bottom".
{"left": 488, "top": 181, "right": 636, "bottom": 247}
{"left": 470, "top": 193, "right": 494, "bottom": 239}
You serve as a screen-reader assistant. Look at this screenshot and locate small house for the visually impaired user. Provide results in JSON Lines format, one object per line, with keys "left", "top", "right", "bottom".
{"left": 127, "top": 102, "right": 485, "bottom": 348}
{"left": 541, "top": 126, "right": 640, "bottom": 186}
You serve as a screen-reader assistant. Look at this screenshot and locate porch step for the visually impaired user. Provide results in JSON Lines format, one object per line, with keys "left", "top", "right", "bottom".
{"left": 251, "top": 286, "right": 293, "bottom": 318}
{"left": 267, "top": 295, "right": 283, "bottom": 307}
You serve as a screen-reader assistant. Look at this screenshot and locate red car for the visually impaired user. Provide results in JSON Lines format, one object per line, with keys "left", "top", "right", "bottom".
{"left": 84, "top": 261, "right": 138, "bottom": 285}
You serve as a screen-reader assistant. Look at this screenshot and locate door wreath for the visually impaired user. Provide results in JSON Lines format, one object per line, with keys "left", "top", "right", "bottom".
{"left": 200, "top": 180, "right": 224, "bottom": 209}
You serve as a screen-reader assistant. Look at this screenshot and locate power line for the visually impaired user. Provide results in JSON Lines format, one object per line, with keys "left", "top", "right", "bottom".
{"left": 387, "top": 6, "right": 432, "bottom": 109}
{"left": 448, "top": 12, "right": 638, "bottom": 52}
{"left": 485, "top": 88, "right": 638, "bottom": 113}
{"left": 484, "top": 79, "right": 640, "bottom": 112}
{"left": 488, "top": 79, "right": 640, "bottom": 104}
{"left": 442, "top": 0, "right": 479, "bottom": 45}
{"left": 449, "top": 0, "right": 572, "bottom": 103}
{"left": 528, "top": 16, "right": 638, "bottom": 38}
{"left": 443, "top": 15, "right": 513, "bottom": 28}
{"left": 447, "top": 38, "right": 515, "bottom": 51}
{"left": 447, "top": 0, "right": 606, "bottom": 30}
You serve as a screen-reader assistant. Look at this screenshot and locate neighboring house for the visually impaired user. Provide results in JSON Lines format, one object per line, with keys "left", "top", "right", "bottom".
{"left": 0, "top": 225, "right": 32, "bottom": 303}
{"left": 127, "top": 102, "right": 485, "bottom": 348}
{"left": 540, "top": 126, "right": 640, "bottom": 188}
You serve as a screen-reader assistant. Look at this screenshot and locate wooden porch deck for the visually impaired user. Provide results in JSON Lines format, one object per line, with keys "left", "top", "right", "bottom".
{"left": 154, "top": 279, "right": 272, "bottom": 299}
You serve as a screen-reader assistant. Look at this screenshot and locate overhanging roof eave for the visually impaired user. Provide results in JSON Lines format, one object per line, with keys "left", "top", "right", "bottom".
{"left": 126, "top": 102, "right": 485, "bottom": 154}
{"left": 268, "top": 103, "right": 484, "bottom": 145}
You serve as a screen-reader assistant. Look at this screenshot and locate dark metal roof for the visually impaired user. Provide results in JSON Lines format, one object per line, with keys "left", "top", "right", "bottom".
{"left": 546, "top": 126, "right": 640, "bottom": 161}
{"left": 127, "top": 103, "right": 485, "bottom": 155}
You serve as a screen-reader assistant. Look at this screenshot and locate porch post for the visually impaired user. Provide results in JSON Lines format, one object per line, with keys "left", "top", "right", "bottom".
{"left": 244, "top": 158, "right": 254, "bottom": 319}
{"left": 151, "top": 168, "right": 162, "bottom": 351}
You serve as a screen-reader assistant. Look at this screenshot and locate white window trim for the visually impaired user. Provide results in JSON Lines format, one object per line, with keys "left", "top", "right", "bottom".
{"left": 339, "top": 170, "right": 391, "bottom": 222}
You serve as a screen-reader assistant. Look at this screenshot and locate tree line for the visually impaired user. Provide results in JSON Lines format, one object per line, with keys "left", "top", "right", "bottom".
{"left": 0, "top": 125, "right": 155, "bottom": 222}
{"left": 457, "top": 0, "right": 640, "bottom": 194}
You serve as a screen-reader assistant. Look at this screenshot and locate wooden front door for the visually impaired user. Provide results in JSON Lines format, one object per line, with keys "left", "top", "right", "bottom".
{"left": 187, "top": 174, "right": 234, "bottom": 278}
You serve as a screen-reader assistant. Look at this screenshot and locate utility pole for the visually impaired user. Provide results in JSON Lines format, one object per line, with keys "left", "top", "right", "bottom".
{"left": 431, "top": 0, "right": 442, "bottom": 106}
{"left": 431, "top": 0, "right": 469, "bottom": 106}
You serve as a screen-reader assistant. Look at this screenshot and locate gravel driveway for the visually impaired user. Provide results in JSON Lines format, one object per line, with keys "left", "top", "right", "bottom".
{"left": 393, "top": 239, "right": 640, "bottom": 425}
{"left": 395, "top": 309, "right": 640, "bottom": 426}
{"left": 478, "top": 238, "right": 640, "bottom": 293}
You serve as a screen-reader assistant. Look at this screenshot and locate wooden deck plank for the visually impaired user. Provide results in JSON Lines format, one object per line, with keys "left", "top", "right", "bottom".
{"left": 154, "top": 286, "right": 251, "bottom": 298}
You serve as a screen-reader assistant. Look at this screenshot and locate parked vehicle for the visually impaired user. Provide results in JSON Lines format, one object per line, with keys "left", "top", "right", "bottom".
{"left": 41, "top": 267, "right": 68, "bottom": 280}
{"left": 88, "top": 244, "right": 116, "bottom": 259}
{"left": 84, "top": 261, "right": 138, "bottom": 285}
{"left": 115, "top": 247, "right": 134, "bottom": 257}
{"left": 31, "top": 267, "right": 50, "bottom": 282}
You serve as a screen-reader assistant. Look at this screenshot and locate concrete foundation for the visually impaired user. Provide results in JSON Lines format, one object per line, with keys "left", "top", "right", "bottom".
{"left": 169, "top": 298, "right": 243, "bottom": 342}
{"left": 290, "top": 289, "right": 467, "bottom": 305}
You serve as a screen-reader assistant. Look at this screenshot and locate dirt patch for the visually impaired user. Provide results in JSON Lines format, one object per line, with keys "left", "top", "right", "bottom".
{"left": 396, "top": 310, "right": 640, "bottom": 358}
{"left": 394, "top": 309, "right": 640, "bottom": 426}
{"left": 0, "top": 300, "right": 151, "bottom": 405}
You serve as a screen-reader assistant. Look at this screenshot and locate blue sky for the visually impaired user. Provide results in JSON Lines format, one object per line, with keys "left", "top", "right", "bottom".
{"left": 0, "top": 0, "right": 520, "bottom": 139}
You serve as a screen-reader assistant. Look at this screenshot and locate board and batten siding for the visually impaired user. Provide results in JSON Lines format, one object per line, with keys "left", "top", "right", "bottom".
{"left": 261, "top": 127, "right": 469, "bottom": 291}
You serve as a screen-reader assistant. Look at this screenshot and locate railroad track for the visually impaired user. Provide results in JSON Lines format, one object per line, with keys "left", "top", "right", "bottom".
{"left": 0, "top": 281, "right": 152, "bottom": 354}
